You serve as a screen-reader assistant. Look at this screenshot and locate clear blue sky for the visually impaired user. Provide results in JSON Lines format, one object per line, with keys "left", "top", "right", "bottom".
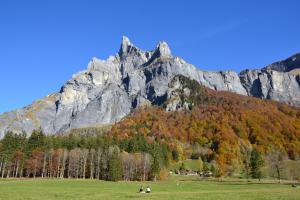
{"left": 0, "top": 0, "right": 300, "bottom": 114}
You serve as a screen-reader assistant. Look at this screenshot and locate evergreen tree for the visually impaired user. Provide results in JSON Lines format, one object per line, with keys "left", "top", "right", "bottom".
{"left": 26, "top": 128, "right": 45, "bottom": 154}
{"left": 150, "top": 145, "right": 160, "bottom": 181}
{"left": 172, "top": 149, "right": 179, "bottom": 161}
{"left": 203, "top": 161, "right": 210, "bottom": 172}
{"left": 108, "top": 149, "right": 123, "bottom": 181}
{"left": 250, "top": 149, "right": 264, "bottom": 180}
{"left": 128, "top": 134, "right": 148, "bottom": 152}
{"left": 61, "top": 134, "right": 74, "bottom": 150}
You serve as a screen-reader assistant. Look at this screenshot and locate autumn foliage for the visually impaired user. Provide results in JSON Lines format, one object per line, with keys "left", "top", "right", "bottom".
{"left": 110, "top": 76, "right": 300, "bottom": 175}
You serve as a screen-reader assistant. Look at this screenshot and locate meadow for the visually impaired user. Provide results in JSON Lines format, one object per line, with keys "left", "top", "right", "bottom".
{"left": 0, "top": 176, "right": 299, "bottom": 200}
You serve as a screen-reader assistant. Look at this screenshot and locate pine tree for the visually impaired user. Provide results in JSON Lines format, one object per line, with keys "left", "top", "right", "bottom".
{"left": 108, "top": 149, "right": 122, "bottom": 181}
{"left": 250, "top": 149, "right": 264, "bottom": 180}
{"left": 150, "top": 145, "right": 160, "bottom": 181}
{"left": 26, "top": 128, "right": 45, "bottom": 155}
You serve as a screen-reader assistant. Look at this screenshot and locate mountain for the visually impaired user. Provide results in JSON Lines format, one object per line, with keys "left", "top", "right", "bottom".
{"left": 110, "top": 75, "right": 300, "bottom": 172}
{"left": 240, "top": 53, "right": 300, "bottom": 105}
{"left": 1, "top": 37, "right": 300, "bottom": 137}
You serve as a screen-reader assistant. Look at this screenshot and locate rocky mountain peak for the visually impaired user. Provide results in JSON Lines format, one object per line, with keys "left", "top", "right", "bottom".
{"left": 0, "top": 37, "right": 300, "bottom": 137}
{"left": 120, "top": 36, "right": 132, "bottom": 51}
{"left": 155, "top": 41, "right": 172, "bottom": 58}
{"left": 118, "top": 36, "right": 139, "bottom": 57}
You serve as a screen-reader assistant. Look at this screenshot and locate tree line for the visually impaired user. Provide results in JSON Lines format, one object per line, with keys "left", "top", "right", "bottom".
{"left": 0, "top": 129, "right": 170, "bottom": 181}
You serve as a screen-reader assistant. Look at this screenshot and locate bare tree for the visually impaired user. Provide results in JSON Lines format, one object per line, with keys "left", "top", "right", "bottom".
{"left": 240, "top": 144, "right": 252, "bottom": 181}
{"left": 121, "top": 152, "right": 134, "bottom": 181}
{"left": 68, "top": 148, "right": 81, "bottom": 178}
{"left": 26, "top": 148, "right": 43, "bottom": 178}
{"left": 12, "top": 150, "right": 23, "bottom": 178}
{"left": 80, "top": 149, "right": 89, "bottom": 179}
{"left": 285, "top": 161, "right": 300, "bottom": 185}
{"left": 42, "top": 151, "right": 48, "bottom": 178}
{"left": 141, "top": 153, "right": 152, "bottom": 181}
{"left": 89, "top": 149, "right": 95, "bottom": 179}
{"left": 95, "top": 148, "right": 102, "bottom": 179}
{"left": 266, "top": 148, "right": 286, "bottom": 183}
{"left": 60, "top": 149, "right": 68, "bottom": 178}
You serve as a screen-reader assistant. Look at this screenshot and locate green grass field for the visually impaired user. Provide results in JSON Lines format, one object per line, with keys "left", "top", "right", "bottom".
{"left": 0, "top": 176, "right": 299, "bottom": 200}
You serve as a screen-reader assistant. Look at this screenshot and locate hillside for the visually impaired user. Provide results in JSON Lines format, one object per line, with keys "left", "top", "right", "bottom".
{"left": 110, "top": 75, "right": 300, "bottom": 175}
{"left": 1, "top": 75, "right": 300, "bottom": 180}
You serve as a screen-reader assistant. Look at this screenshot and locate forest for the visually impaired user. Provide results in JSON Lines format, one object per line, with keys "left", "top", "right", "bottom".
{"left": 0, "top": 129, "right": 170, "bottom": 181}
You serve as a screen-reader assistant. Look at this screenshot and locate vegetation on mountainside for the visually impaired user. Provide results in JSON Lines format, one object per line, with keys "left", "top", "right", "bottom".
{"left": 0, "top": 75, "right": 300, "bottom": 181}
{"left": 110, "top": 75, "right": 300, "bottom": 177}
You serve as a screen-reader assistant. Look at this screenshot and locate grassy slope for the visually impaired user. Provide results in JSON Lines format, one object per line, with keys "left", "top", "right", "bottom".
{"left": 0, "top": 177, "right": 299, "bottom": 200}
{"left": 171, "top": 159, "right": 202, "bottom": 171}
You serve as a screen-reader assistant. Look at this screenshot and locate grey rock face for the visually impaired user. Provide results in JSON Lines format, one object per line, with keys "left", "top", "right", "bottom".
{"left": 240, "top": 53, "right": 300, "bottom": 106}
{"left": 0, "top": 36, "right": 300, "bottom": 136}
{"left": 240, "top": 69, "right": 300, "bottom": 106}
{"left": 165, "top": 76, "right": 193, "bottom": 112}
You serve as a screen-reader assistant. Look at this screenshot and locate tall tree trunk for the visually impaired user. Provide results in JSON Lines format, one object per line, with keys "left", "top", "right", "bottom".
{"left": 90, "top": 151, "right": 94, "bottom": 179}
{"left": 49, "top": 155, "right": 52, "bottom": 178}
{"left": 96, "top": 150, "right": 101, "bottom": 179}
{"left": 276, "top": 165, "right": 281, "bottom": 183}
{"left": 6, "top": 163, "right": 10, "bottom": 178}
{"left": 20, "top": 162, "right": 24, "bottom": 178}
{"left": 33, "top": 163, "right": 37, "bottom": 179}
{"left": 0, "top": 159, "right": 3, "bottom": 176}
{"left": 67, "top": 157, "right": 71, "bottom": 179}
{"left": 83, "top": 156, "right": 87, "bottom": 179}
{"left": 60, "top": 151, "right": 67, "bottom": 179}
{"left": 12, "top": 162, "right": 15, "bottom": 178}
{"left": 76, "top": 164, "right": 79, "bottom": 179}
{"left": 15, "top": 161, "right": 19, "bottom": 178}
{"left": 42, "top": 152, "right": 47, "bottom": 178}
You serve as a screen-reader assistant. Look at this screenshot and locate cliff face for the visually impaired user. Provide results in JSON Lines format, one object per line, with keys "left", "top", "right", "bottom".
{"left": 240, "top": 53, "right": 300, "bottom": 106}
{"left": 0, "top": 37, "right": 299, "bottom": 136}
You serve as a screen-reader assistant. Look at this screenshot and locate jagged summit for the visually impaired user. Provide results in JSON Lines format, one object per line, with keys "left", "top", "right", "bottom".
{"left": 155, "top": 41, "right": 172, "bottom": 57}
{"left": 121, "top": 36, "right": 131, "bottom": 47}
{"left": 0, "top": 37, "right": 300, "bottom": 137}
{"left": 119, "top": 36, "right": 172, "bottom": 60}
{"left": 119, "top": 36, "right": 135, "bottom": 56}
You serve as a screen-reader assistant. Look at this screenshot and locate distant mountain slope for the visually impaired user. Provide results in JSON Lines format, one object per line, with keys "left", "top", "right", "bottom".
{"left": 264, "top": 53, "right": 300, "bottom": 72}
{"left": 110, "top": 75, "right": 300, "bottom": 174}
{"left": 240, "top": 53, "right": 300, "bottom": 105}
{"left": 1, "top": 37, "right": 300, "bottom": 136}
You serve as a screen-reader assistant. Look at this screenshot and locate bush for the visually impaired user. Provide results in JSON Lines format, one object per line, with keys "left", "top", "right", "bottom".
{"left": 157, "top": 168, "right": 170, "bottom": 180}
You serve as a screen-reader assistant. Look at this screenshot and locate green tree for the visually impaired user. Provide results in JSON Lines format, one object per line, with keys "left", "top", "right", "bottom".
{"left": 26, "top": 128, "right": 45, "bottom": 155}
{"left": 250, "top": 149, "right": 264, "bottom": 180}
{"left": 108, "top": 148, "right": 123, "bottom": 181}
{"left": 128, "top": 134, "right": 148, "bottom": 152}
{"left": 203, "top": 161, "right": 210, "bottom": 172}
{"left": 1, "top": 131, "right": 26, "bottom": 178}
{"left": 179, "top": 162, "right": 186, "bottom": 171}
{"left": 149, "top": 144, "right": 161, "bottom": 181}
{"left": 172, "top": 149, "right": 179, "bottom": 161}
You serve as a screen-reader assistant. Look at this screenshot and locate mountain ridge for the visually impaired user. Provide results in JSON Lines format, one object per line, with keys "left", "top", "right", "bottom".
{"left": 0, "top": 36, "right": 300, "bottom": 137}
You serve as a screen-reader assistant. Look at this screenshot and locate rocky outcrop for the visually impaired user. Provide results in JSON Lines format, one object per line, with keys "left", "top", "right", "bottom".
{"left": 0, "top": 36, "right": 299, "bottom": 136}
{"left": 263, "top": 53, "right": 300, "bottom": 72}
{"left": 240, "top": 53, "right": 300, "bottom": 106}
